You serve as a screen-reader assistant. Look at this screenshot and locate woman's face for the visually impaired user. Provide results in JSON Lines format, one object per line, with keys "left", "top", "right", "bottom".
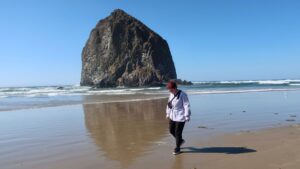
{"left": 168, "top": 88, "right": 177, "bottom": 94}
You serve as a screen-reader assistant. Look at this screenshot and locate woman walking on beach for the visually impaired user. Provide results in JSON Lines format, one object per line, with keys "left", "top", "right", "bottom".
{"left": 166, "top": 80, "right": 191, "bottom": 155}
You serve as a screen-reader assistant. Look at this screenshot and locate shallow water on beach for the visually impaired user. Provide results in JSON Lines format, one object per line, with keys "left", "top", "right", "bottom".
{"left": 1, "top": 80, "right": 300, "bottom": 112}
{"left": 0, "top": 90, "right": 300, "bottom": 169}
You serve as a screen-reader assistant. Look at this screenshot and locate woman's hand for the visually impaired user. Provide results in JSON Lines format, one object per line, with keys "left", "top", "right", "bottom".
{"left": 185, "top": 116, "right": 190, "bottom": 122}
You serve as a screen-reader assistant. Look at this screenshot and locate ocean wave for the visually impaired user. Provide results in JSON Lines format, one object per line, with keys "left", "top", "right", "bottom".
{"left": 257, "top": 80, "right": 289, "bottom": 85}
{"left": 219, "top": 80, "right": 257, "bottom": 84}
{"left": 128, "top": 88, "right": 146, "bottom": 91}
{"left": 0, "top": 85, "right": 92, "bottom": 98}
{"left": 186, "top": 88, "right": 300, "bottom": 95}
{"left": 192, "top": 79, "right": 300, "bottom": 86}
{"left": 88, "top": 89, "right": 128, "bottom": 93}
{"left": 47, "top": 93, "right": 60, "bottom": 96}
{"left": 146, "top": 87, "right": 161, "bottom": 90}
{"left": 193, "top": 80, "right": 255, "bottom": 84}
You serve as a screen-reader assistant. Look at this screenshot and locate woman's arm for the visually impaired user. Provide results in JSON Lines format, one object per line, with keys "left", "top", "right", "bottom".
{"left": 182, "top": 92, "right": 191, "bottom": 121}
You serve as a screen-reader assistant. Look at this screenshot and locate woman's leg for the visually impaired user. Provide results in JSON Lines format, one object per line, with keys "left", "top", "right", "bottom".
{"left": 169, "top": 120, "right": 176, "bottom": 138}
{"left": 175, "top": 122, "right": 185, "bottom": 148}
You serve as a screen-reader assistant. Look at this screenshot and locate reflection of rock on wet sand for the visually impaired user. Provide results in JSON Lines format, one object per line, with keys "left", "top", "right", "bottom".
{"left": 83, "top": 98, "right": 168, "bottom": 167}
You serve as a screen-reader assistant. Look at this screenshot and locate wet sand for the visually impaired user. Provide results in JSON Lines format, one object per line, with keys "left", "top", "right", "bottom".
{"left": 109, "top": 125, "right": 300, "bottom": 169}
{"left": 159, "top": 125, "right": 300, "bottom": 169}
{"left": 1, "top": 91, "right": 300, "bottom": 169}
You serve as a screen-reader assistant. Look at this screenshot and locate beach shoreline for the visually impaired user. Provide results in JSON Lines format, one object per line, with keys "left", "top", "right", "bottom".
{"left": 1, "top": 81, "right": 300, "bottom": 112}
{"left": 1, "top": 91, "right": 300, "bottom": 169}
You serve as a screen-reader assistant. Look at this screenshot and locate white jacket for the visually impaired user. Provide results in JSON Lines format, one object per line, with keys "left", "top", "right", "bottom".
{"left": 166, "top": 90, "right": 191, "bottom": 122}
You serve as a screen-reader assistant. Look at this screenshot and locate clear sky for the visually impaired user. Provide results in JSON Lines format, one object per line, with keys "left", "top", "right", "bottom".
{"left": 0, "top": 0, "right": 300, "bottom": 87}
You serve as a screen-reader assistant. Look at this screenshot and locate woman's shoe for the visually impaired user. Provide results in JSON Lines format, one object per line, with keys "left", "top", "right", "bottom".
{"left": 173, "top": 147, "right": 181, "bottom": 155}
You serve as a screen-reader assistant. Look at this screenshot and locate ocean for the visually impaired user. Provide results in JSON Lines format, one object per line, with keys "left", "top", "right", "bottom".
{"left": 0, "top": 79, "right": 300, "bottom": 111}
{"left": 1, "top": 80, "right": 300, "bottom": 169}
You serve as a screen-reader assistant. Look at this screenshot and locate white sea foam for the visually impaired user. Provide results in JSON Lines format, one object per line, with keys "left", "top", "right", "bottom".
{"left": 88, "top": 89, "right": 128, "bottom": 93}
{"left": 286, "top": 79, "right": 300, "bottom": 82}
{"left": 193, "top": 80, "right": 256, "bottom": 84}
{"left": 193, "top": 79, "right": 300, "bottom": 85}
{"left": 26, "top": 94, "right": 41, "bottom": 97}
{"left": 47, "top": 93, "right": 60, "bottom": 96}
{"left": 147, "top": 87, "right": 161, "bottom": 90}
{"left": 219, "top": 80, "right": 257, "bottom": 84}
{"left": 128, "top": 88, "right": 145, "bottom": 91}
{"left": 257, "top": 80, "right": 289, "bottom": 85}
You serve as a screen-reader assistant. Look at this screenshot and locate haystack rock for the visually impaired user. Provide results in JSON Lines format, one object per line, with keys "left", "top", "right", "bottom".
{"left": 80, "top": 9, "right": 177, "bottom": 87}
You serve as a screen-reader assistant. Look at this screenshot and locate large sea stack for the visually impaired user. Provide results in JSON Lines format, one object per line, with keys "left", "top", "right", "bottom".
{"left": 80, "top": 9, "right": 177, "bottom": 87}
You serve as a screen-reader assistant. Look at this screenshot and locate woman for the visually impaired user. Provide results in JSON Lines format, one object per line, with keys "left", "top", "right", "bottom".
{"left": 166, "top": 80, "right": 191, "bottom": 155}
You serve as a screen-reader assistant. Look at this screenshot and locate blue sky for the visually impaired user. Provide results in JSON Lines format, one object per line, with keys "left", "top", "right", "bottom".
{"left": 0, "top": 0, "right": 300, "bottom": 87}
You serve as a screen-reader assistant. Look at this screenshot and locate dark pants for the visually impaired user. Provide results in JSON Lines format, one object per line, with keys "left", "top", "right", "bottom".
{"left": 169, "top": 120, "right": 185, "bottom": 148}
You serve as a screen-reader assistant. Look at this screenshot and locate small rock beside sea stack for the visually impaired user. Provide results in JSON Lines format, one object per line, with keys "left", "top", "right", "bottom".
{"left": 80, "top": 9, "right": 178, "bottom": 87}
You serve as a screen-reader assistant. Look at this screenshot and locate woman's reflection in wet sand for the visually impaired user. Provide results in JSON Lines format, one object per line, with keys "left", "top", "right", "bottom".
{"left": 83, "top": 98, "right": 169, "bottom": 167}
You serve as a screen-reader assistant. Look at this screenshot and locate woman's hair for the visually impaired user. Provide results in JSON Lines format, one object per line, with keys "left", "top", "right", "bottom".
{"left": 166, "top": 80, "right": 177, "bottom": 89}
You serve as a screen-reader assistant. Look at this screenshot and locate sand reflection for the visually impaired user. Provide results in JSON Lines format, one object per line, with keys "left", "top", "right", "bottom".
{"left": 83, "top": 98, "right": 168, "bottom": 167}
